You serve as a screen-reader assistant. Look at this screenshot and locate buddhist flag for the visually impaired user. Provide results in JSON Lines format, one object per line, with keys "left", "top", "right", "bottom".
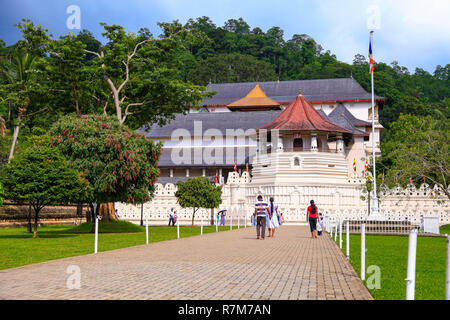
{"left": 353, "top": 159, "right": 356, "bottom": 172}
{"left": 246, "top": 162, "right": 249, "bottom": 172}
{"left": 382, "top": 171, "right": 385, "bottom": 183}
{"left": 215, "top": 173, "right": 218, "bottom": 184}
{"left": 423, "top": 176, "right": 426, "bottom": 183}
{"left": 234, "top": 161, "right": 237, "bottom": 172}
{"left": 409, "top": 176, "right": 413, "bottom": 184}
{"left": 364, "top": 160, "right": 368, "bottom": 173}
{"left": 368, "top": 40, "right": 374, "bottom": 74}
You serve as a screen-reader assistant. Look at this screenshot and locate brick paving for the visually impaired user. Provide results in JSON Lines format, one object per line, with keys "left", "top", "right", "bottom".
{"left": 0, "top": 226, "right": 372, "bottom": 300}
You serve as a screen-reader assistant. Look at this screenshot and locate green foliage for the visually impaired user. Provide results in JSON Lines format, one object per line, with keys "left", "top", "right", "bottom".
{"left": 175, "top": 177, "right": 222, "bottom": 224}
{"left": 380, "top": 114, "right": 449, "bottom": 199}
{"left": 69, "top": 220, "right": 143, "bottom": 233}
{"left": 0, "top": 181, "right": 4, "bottom": 206}
{"left": 49, "top": 114, "right": 162, "bottom": 204}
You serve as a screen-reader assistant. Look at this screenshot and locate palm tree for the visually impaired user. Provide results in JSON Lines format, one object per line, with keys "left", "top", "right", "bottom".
{"left": 0, "top": 48, "right": 37, "bottom": 161}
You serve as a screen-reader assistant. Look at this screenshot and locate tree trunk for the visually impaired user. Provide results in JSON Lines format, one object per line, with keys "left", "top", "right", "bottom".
{"left": 33, "top": 207, "right": 40, "bottom": 238}
{"left": 8, "top": 124, "right": 20, "bottom": 161}
{"left": 27, "top": 204, "right": 32, "bottom": 233}
{"left": 99, "top": 202, "right": 117, "bottom": 221}
{"left": 191, "top": 208, "right": 198, "bottom": 226}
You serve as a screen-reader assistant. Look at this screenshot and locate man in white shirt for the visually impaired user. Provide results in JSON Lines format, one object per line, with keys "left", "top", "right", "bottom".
{"left": 254, "top": 195, "right": 269, "bottom": 240}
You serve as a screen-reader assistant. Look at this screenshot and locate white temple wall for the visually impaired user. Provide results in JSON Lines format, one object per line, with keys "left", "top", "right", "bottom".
{"left": 116, "top": 172, "right": 450, "bottom": 226}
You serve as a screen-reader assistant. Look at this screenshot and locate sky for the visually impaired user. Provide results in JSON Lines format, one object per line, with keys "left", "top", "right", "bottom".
{"left": 0, "top": 0, "right": 449, "bottom": 73}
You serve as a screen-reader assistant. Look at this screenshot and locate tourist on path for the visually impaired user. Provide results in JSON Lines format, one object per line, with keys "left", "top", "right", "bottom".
{"left": 254, "top": 195, "right": 269, "bottom": 240}
{"left": 307, "top": 200, "right": 319, "bottom": 238}
{"left": 220, "top": 211, "right": 226, "bottom": 226}
{"left": 267, "top": 197, "right": 280, "bottom": 238}
{"left": 168, "top": 208, "right": 175, "bottom": 226}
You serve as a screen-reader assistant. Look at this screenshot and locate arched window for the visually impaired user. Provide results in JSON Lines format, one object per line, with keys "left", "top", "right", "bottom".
{"left": 294, "top": 157, "right": 300, "bottom": 166}
{"left": 293, "top": 138, "right": 303, "bottom": 149}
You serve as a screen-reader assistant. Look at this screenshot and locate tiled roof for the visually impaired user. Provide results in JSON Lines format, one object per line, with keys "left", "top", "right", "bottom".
{"left": 259, "top": 94, "right": 352, "bottom": 134}
{"left": 203, "top": 78, "right": 384, "bottom": 106}
{"left": 326, "top": 105, "right": 369, "bottom": 136}
{"left": 328, "top": 104, "right": 372, "bottom": 127}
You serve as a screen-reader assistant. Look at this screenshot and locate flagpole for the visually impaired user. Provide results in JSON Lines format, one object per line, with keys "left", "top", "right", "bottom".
{"left": 369, "top": 30, "right": 380, "bottom": 218}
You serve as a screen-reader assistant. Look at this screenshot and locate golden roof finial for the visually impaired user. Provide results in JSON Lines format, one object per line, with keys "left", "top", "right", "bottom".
{"left": 298, "top": 88, "right": 302, "bottom": 96}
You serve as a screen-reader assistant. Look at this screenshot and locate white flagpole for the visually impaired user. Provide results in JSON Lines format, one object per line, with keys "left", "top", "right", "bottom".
{"left": 369, "top": 30, "right": 380, "bottom": 218}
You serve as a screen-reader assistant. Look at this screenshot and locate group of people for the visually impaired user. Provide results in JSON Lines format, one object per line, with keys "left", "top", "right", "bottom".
{"left": 254, "top": 196, "right": 323, "bottom": 240}
{"left": 253, "top": 195, "right": 285, "bottom": 240}
{"left": 168, "top": 208, "right": 177, "bottom": 226}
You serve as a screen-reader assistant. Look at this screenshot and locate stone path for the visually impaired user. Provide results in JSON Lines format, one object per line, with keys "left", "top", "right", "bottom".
{"left": 0, "top": 226, "right": 372, "bottom": 300}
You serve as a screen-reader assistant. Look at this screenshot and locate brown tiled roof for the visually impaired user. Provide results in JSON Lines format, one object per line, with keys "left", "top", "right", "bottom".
{"left": 259, "top": 93, "right": 352, "bottom": 134}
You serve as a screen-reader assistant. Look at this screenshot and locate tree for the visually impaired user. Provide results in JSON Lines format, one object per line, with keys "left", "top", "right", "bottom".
{"left": 0, "top": 182, "right": 4, "bottom": 206}
{"left": 84, "top": 22, "right": 210, "bottom": 128}
{"left": 381, "top": 114, "right": 449, "bottom": 200}
{"left": 0, "top": 20, "right": 51, "bottom": 161}
{"left": 0, "top": 135, "right": 91, "bottom": 237}
{"left": 175, "top": 177, "right": 222, "bottom": 226}
{"left": 49, "top": 114, "right": 162, "bottom": 222}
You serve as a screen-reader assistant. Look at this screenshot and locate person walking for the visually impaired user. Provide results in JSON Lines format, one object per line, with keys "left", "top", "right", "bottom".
{"left": 254, "top": 195, "right": 268, "bottom": 240}
{"left": 267, "top": 197, "right": 280, "bottom": 238}
{"left": 168, "top": 208, "right": 175, "bottom": 226}
{"left": 220, "top": 211, "right": 226, "bottom": 226}
{"left": 307, "top": 200, "right": 319, "bottom": 238}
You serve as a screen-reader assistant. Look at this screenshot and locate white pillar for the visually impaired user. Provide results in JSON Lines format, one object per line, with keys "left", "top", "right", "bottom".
{"left": 406, "top": 228, "right": 418, "bottom": 300}
{"left": 169, "top": 169, "right": 173, "bottom": 178}
{"left": 202, "top": 168, "right": 206, "bottom": 177}
{"left": 337, "top": 135, "right": 344, "bottom": 153}
{"left": 186, "top": 168, "right": 189, "bottom": 177}
{"left": 446, "top": 235, "right": 450, "bottom": 300}
{"left": 361, "top": 223, "right": 366, "bottom": 281}
{"left": 311, "top": 134, "right": 318, "bottom": 151}
{"left": 339, "top": 219, "right": 343, "bottom": 249}
{"left": 238, "top": 216, "right": 240, "bottom": 228}
{"left": 346, "top": 221, "right": 350, "bottom": 259}
{"left": 145, "top": 217, "right": 149, "bottom": 245}
{"left": 94, "top": 216, "right": 99, "bottom": 254}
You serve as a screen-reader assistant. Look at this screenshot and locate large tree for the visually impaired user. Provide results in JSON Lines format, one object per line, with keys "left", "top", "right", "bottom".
{"left": 49, "top": 114, "right": 162, "bottom": 221}
{"left": 381, "top": 114, "right": 449, "bottom": 200}
{"left": 175, "top": 177, "right": 222, "bottom": 225}
{"left": 0, "top": 135, "right": 91, "bottom": 237}
{"left": 84, "top": 21, "right": 211, "bottom": 128}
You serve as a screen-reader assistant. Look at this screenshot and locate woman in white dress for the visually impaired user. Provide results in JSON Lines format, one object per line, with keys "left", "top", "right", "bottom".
{"left": 267, "top": 197, "right": 280, "bottom": 238}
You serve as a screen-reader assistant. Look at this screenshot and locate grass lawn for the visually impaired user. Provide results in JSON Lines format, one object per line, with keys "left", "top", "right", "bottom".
{"left": 333, "top": 228, "right": 448, "bottom": 300}
{"left": 0, "top": 220, "right": 244, "bottom": 271}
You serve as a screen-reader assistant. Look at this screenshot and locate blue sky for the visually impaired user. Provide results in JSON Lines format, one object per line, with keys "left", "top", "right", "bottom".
{"left": 1, "top": 0, "right": 449, "bottom": 73}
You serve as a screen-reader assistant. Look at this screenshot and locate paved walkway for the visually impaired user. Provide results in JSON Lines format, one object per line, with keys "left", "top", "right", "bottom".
{"left": 0, "top": 226, "right": 372, "bottom": 300}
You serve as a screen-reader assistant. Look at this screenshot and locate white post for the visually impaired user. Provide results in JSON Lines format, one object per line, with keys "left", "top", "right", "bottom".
{"left": 238, "top": 216, "right": 240, "bottom": 229}
{"left": 361, "top": 223, "right": 366, "bottom": 281}
{"left": 334, "top": 219, "right": 338, "bottom": 242}
{"left": 346, "top": 221, "right": 350, "bottom": 259}
{"left": 245, "top": 214, "right": 247, "bottom": 227}
{"left": 230, "top": 216, "right": 233, "bottom": 230}
{"left": 339, "top": 219, "right": 343, "bottom": 249}
{"left": 446, "top": 235, "right": 450, "bottom": 300}
{"left": 406, "top": 228, "right": 418, "bottom": 300}
{"left": 201, "top": 217, "right": 203, "bottom": 235}
{"left": 330, "top": 223, "right": 333, "bottom": 239}
{"left": 177, "top": 218, "right": 180, "bottom": 239}
{"left": 94, "top": 215, "right": 99, "bottom": 254}
{"left": 145, "top": 217, "right": 149, "bottom": 245}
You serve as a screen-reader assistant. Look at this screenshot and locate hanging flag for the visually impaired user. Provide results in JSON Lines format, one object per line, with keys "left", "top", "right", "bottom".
{"left": 382, "top": 171, "right": 385, "bottom": 183}
{"left": 215, "top": 173, "right": 218, "bottom": 184}
{"left": 246, "top": 162, "right": 249, "bottom": 172}
{"left": 364, "top": 160, "right": 368, "bottom": 173}
{"left": 353, "top": 159, "right": 356, "bottom": 172}
{"left": 369, "top": 39, "right": 374, "bottom": 74}
{"left": 409, "top": 176, "right": 413, "bottom": 184}
{"left": 423, "top": 176, "right": 426, "bottom": 184}
{"left": 234, "top": 161, "right": 237, "bottom": 172}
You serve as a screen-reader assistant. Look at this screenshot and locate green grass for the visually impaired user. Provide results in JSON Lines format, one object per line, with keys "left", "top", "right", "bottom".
{"left": 333, "top": 232, "right": 447, "bottom": 300}
{"left": 0, "top": 222, "right": 244, "bottom": 271}
{"left": 439, "top": 224, "right": 450, "bottom": 235}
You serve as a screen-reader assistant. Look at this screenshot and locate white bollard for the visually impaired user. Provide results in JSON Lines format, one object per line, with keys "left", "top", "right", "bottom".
{"left": 361, "top": 223, "right": 366, "bottom": 281}
{"left": 339, "top": 219, "right": 343, "bottom": 249}
{"left": 346, "top": 221, "right": 350, "bottom": 259}
{"left": 406, "top": 228, "right": 418, "bottom": 300}
{"left": 94, "top": 216, "right": 99, "bottom": 254}
{"left": 238, "top": 216, "right": 240, "bottom": 229}
{"left": 177, "top": 218, "right": 180, "bottom": 239}
{"left": 245, "top": 214, "right": 247, "bottom": 227}
{"left": 446, "top": 235, "right": 450, "bottom": 300}
{"left": 330, "top": 223, "right": 333, "bottom": 239}
{"left": 230, "top": 216, "right": 233, "bottom": 230}
{"left": 334, "top": 220, "right": 338, "bottom": 242}
{"left": 145, "top": 217, "right": 149, "bottom": 245}
{"left": 201, "top": 217, "right": 203, "bottom": 235}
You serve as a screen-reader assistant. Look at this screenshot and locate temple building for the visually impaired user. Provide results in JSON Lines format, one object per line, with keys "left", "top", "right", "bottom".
{"left": 141, "top": 78, "right": 384, "bottom": 184}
